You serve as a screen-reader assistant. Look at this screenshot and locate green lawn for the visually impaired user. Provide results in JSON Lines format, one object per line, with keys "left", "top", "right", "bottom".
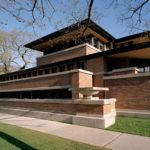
{"left": 0, "top": 123, "right": 107, "bottom": 150}
{"left": 107, "top": 117, "right": 150, "bottom": 137}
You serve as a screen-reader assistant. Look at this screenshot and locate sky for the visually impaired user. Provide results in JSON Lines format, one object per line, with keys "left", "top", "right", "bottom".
{"left": 0, "top": 0, "right": 150, "bottom": 42}
{"left": 0, "top": 0, "right": 149, "bottom": 69}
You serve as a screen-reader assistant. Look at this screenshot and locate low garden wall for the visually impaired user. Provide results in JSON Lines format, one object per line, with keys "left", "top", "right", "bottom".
{"left": 0, "top": 99, "right": 116, "bottom": 129}
{"left": 104, "top": 72, "right": 150, "bottom": 110}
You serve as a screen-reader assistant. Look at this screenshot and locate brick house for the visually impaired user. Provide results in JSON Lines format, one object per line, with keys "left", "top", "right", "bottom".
{"left": 0, "top": 19, "right": 149, "bottom": 128}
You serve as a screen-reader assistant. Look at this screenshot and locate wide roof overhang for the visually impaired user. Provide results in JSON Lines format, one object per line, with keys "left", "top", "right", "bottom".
{"left": 0, "top": 41, "right": 149, "bottom": 77}
{"left": 24, "top": 19, "right": 115, "bottom": 51}
{"left": 107, "top": 47, "right": 150, "bottom": 59}
{"left": 105, "top": 42, "right": 150, "bottom": 59}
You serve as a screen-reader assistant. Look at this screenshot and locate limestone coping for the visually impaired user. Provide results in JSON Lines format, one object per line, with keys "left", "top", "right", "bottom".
{"left": 72, "top": 98, "right": 116, "bottom": 104}
{"left": 104, "top": 72, "right": 150, "bottom": 80}
{"left": 0, "top": 98, "right": 116, "bottom": 105}
{"left": 69, "top": 87, "right": 109, "bottom": 91}
{"left": 0, "top": 69, "right": 93, "bottom": 84}
{"left": 110, "top": 67, "right": 139, "bottom": 73}
{"left": 0, "top": 85, "right": 71, "bottom": 92}
{"left": 93, "top": 67, "right": 140, "bottom": 76}
{"left": 37, "top": 43, "right": 101, "bottom": 59}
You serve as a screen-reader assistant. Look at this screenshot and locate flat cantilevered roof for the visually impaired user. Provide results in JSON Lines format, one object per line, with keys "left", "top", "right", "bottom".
{"left": 24, "top": 19, "right": 115, "bottom": 51}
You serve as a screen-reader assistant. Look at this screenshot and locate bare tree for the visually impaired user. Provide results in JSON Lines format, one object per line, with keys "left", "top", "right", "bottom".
{"left": 0, "top": 0, "right": 95, "bottom": 31}
{"left": 0, "top": 0, "right": 55, "bottom": 27}
{"left": 109, "top": 0, "right": 150, "bottom": 32}
{"left": 0, "top": 0, "right": 149, "bottom": 33}
{"left": 0, "top": 29, "right": 41, "bottom": 73}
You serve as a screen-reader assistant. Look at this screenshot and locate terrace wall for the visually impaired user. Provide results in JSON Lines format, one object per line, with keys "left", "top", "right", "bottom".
{"left": 37, "top": 43, "right": 100, "bottom": 66}
{"left": 0, "top": 69, "right": 93, "bottom": 99}
{"left": 104, "top": 72, "right": 150, "bottom": 110}
{"left": 0, "top": 72, "right": 71, "bottom": 90}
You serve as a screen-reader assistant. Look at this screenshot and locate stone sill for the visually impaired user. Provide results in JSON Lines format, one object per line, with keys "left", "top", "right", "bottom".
{"left": 0, "top": 69, "right": 93, "bottom": 84}
{"left": 0, "top": 98, "right": 116, "bottom": 105}
{"left": 104, "top": 72, "right": 150, "bottom": 80}
{"left": 37, "top": 43, "right": 101, "bottom": 59}
{"left": 107, "top": 67, "right": 139, "bottom": 74}
{"left": 0, "top": 85, "right": 71, "bottom": 92}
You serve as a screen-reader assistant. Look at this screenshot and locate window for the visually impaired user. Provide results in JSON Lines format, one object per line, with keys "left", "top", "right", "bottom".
{"left": 145, "top": 66, "right": 150, "bottom": 72}
{"left": 59, "top": 65, "right": 66, "bottom": 72}
{"left": 91, "top": 37, "right": 104, "bottom": 50}
{"left": 93, "top": 37, "right": 98, "bottom": 47}
{"left": 100, "top": 44, "right": 104, "bottom": 50}
{"left": 14, "top": 75, "right": 17, "bottom": 79}
{"left": 77, "top": 62, "right": 85, "bottom": 69}
{"left": 23, "top": 73, "right": 26, "bottom": 78}
{"left": 33, "top": 71, "right": 37, "bottom": 76}
{"left": 120, "top": 41, "right": 133, "bottom": 48}
{"left": 10, "top": 76, "right": 13, "bottom": 80}
{"left": 67, "top": 64, "right": 74, "bottom": 70}
{"left": 120, "top": 43, "right": 124, "bottom": 47}
{"left": 139, "top": 66, "right": 150, "bottom": 72}
{"left": 18, "top": 74, "right": 21, "bottom": 79}
{"left": 3, "top": 77, "right": 6, "bottom": 81}
{"left": 38, "top": 70, "right": 43, "bottom": 75}
{"left": 6, "top": 76, "right": 9, "bottom": 80}
{"left": 27, "top": 72, "right": 31, "bottom": 77}
{"left": 52, "top": 67, "right": 57, "bottom": 73}
{"left": 44, "top": 68, "right": 50, "bottom": 74}
{"left": 0, "top": 77, "right": 2, "bottom": 81}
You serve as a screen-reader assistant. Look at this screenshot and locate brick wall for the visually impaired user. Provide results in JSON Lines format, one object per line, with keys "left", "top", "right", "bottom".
{"left": 0, "top": 73, "right": 71, "bottom": 90}
{"left": 0, "top": 100, "right": 113, "bottom": 115}
{"left": 37, "top": 44, "right": 99, "bottom": 66}
{"left": 0, "top": 69, "right": 93, "bottom": 100}
{"left": 104, "top": 73, "right": 150, "bottom": 110}
{"left": 71, "top": 70, "right": 93, "bottom": 99}
{"left": 85, "top": 56, "right": 105, "bottom": 98}
{"left": 86, "top": 57, "right": 104, "bottom": 73}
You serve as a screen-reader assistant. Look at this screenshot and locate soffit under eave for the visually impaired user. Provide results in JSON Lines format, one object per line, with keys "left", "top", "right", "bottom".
{"left": 107, "top": 47, "right": 150, "bottom": 59}
{"left": 32, "top": 27, "right": 110, "bottom": 51}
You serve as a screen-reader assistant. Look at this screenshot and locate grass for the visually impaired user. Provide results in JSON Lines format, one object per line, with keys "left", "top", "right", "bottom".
{"left": 0, "top": 123, "right": 107, "bottom": 150}
{"left": 107, "top": 116, "right": 150, "bottom": 137}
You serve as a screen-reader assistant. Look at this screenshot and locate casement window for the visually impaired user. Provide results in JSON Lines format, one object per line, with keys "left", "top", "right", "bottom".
{"left": 38, "top": 70, "right": 43, "bottom": 75}
{"left": 91, "top": 37, "right": 104, "bottom": 50}
{"left": 59, "top": 65, "right": 66, "bottom": 72}
{"left": 52, "top": 67, "right": 57, "bottom": 73}
{"left": 27, "top": 72, "right": 31, "bottom": 77}
{"left": 67, "top": 64, "right": 74, "bottom": 70}
{"left": 33, "top": 71, "right": 37, "bottom": 76}
{"left": 77, "top": 62, "right": 85, "bottom": 69}
{"left": 44, "top": 68, "right": 50, "bottom": 74}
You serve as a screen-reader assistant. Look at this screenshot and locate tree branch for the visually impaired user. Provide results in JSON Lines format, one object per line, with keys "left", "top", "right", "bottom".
{"left": 82, "top": 0, "right": 94, "bottom": 35}
{"left": 31, "top": 0, "right": 38, "bottom": 23}
{"left": 123, "top": 0, "right": 149, "bottom": 24}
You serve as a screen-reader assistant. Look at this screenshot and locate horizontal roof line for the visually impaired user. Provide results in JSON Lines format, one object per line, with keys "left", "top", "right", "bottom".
{"left": 0, "top": 42, "right": 149, "bottom": 77}
{"left": 24, "top": 19, "right": 115, "bottom": 50}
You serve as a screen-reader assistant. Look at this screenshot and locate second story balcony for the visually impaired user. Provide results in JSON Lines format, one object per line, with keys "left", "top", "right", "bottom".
{"left": 37, "top": 43, "right": 101, "bottom": 66}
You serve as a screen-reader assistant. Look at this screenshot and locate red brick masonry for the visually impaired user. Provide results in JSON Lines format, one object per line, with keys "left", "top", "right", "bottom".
{"left": 104, "top": 73, "right": 150, "bottom": 110}
{"left": 0, "top": 100, "right": 115, "bottom": 115}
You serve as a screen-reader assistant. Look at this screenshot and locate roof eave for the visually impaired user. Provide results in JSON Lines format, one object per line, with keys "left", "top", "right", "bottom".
{"left": 24, "top": 19, "right": 115, "bottom": 50}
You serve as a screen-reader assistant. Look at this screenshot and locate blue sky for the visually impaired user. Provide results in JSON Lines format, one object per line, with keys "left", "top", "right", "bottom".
{"left": 0, "top": 0, "right": 149, "bottom": 41}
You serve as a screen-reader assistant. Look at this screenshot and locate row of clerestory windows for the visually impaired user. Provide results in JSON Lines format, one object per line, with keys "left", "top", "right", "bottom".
{"left": 0, "top": 61, "right": 85, "bottom": 82}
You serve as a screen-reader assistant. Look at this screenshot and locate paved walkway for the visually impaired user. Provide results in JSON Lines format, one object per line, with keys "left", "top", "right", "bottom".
{"left": 0, "top": 113, "right": 150, "bottom": 150}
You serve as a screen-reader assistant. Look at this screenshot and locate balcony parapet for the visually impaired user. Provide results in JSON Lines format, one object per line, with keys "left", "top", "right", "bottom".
{"left": 105, "top": 67, "right": 140, "bottom": 76}
{"left": 104, "top": 70, "right": 150, "bottom": 80}
{"left": 37, "top": 43, "right": 101, "bottom": 66}
{"left": 0, "top": 69, "right": 93, "bottom": 100}
{"left": 0, "top": 69, "right": 93, "bottom": 84}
